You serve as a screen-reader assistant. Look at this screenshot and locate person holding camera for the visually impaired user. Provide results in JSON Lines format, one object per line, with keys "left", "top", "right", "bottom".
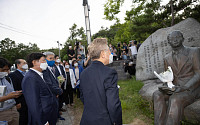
{"left": 67, "top": 45, "right": 75, "bottom": 65}
{"left": 75, "top": 41, "right": 85, "bottom": 59}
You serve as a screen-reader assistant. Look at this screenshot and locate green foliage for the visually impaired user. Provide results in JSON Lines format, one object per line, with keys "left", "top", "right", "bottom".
{"left": 104, "top": 0, "right": 124, "bottom": 22}
{"left": 92, "top": 26, "right": 117, "bottom": 44}
{"left": 101, "top": 0, "right": 200, "bottom": 45}
{"left": 41, "top": 48, "right": 59, "bottom": 56}
{"left": 0, "top": 38, "right": 40, "bottom": 64}
{"left": 61, "top": 23, "right": 87, "bottom": 61}
{"left": 118, "top": 77, "right": 154, "bottom": 124}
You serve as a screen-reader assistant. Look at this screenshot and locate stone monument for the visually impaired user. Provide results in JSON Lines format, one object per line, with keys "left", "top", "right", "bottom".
{"left": 136, "top": 18, "right": 200, "bottom": 123}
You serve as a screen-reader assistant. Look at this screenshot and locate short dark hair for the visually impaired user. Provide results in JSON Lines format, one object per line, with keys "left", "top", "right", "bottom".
{"left": 0, "top": 57, "right": 11, "bottom": 68}
{"left": 27, "top": 53, "right": 45, "bottom": 68}
{"left": 15, "top": 59, "right": 21, "bottom": 69}
{"left": 72, "top": 60, "right": 77, "bottom": 67}
{"left": 54, "top": 55, "right": 59, "bottom": 59}
{"left": 134, "top": 40, "right": 137, "bottom": 45}
{"left": 64, "top": 61, "right": 69, "bottom": 67}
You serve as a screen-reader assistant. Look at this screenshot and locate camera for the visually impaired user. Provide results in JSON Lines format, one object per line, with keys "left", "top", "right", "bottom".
{"left": 75, "top": 41, "right": 79, "bottom": 49}
{"left": 117, "top": 43, "right": 120, "bottom": 47}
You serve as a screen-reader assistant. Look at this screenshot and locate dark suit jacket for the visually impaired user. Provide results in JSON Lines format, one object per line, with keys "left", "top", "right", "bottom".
{"left": 54, "top": 64, "right": 66, "bottom": 89}
{"left": 43, "top": 67, "right": 62, "bottom": 96}
{"left": 9, "top": 70, "right": 26, "bottom": 106}
{"left": 54, "top": 64, "right": 66, "bottom": 78}
{"left": 164, "top": 47, "right": 200, "bottom": 98}
{"left": 80, "top": 61, "right": 122, "bottom": 125}
{"left": 22, "top": 69, "right": 58, "bottom": 125}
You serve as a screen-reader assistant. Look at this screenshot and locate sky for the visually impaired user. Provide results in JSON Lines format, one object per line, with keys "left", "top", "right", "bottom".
{"left": 0, "top": 0, "right": 134, "bottom": 49}
{"left": 0, "top": 0, "right": 168, "bottom": 50}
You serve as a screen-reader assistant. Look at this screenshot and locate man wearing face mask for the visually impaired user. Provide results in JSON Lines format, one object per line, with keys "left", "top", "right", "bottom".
{"left": 22, "top": 53, "right": 57, "bottom": 125}
{"left": 0, "top": 57, "right": 22, "bottom": 125}
{"left": 42, "top": 52, "right": 64, "bottom": 121}
{"left": 9, "top": 59, "right": 28, "bottom": 125}
{"left": 79, "top": 38, "right": 122, "bottom": 125}
{"left": 43, "top": 52, "right": 62, "bottom": 96}
{"left": 54, "top": 55, "right": 67, "bottom": 112}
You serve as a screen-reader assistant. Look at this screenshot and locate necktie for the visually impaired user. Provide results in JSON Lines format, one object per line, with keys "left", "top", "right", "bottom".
{"left": 51, "top": 67, "right": 55, "bottom": 74}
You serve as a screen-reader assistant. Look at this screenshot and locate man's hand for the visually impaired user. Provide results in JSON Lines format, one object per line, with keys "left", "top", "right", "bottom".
{"left": 174, "top": 86, "right": 189, "bottom": 93}
{"left": 16, "top": 103, "right": 21, "bottom": 110}
{"left": 7, "top": 91, "right": 22, "bottom": 99}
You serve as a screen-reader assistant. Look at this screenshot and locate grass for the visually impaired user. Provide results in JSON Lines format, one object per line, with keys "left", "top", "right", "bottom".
{"left": 74, "top": 77, "right": 200, "bottom": 125}
{"left": 118, "top": 77, "right": 154, "bottom": 124}
{"left": 74, "top": 77, "right": 154, "bottom": 124}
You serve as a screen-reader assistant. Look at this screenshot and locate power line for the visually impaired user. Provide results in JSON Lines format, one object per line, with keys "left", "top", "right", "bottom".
{"left": 0, "top": 22, "right": 68, "bottom": 49}
{"left": 0, "top": 25, "right": 32, "bottom": 36}
{"left": 0, "top": 23, "right": 57, "bottom": 43}
{"left": 0, "top": 22, "right": 28, "bottom": 33}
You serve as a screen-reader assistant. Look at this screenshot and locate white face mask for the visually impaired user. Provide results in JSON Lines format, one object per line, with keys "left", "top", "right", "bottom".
{"left": 69, "top": 60, "right": 72, "bottom": 65}
{"left": 74, "top": 63, "right": 78, "bottom": 67}
{"left": 0, "top": 72, "right": 8, "bottom": 79}
{"left": 69, "top": 46, "right": 72, "bottom": 49}
{"left": 40, "top": 63, "right": 48, "bottom": 71}
{"left": 109, "top": 54, "right": 113, "bottom": 64}
{"left": 22, "top": 64, "right": 28, "bottom": 70}
{"left": 56, "top": 59, "right": 61, "bottom": 63}
{"left": 65, "top": 65, "right": 70, "bottom": 69}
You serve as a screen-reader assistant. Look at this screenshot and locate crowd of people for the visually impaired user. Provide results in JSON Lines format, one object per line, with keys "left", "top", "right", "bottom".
{"left": 0, "top": 39, "right": 126, "bottom": 125}
{"left": 0, "top": 48, "right": 86, "bottom": 124}
{"left": 109, "top": 40, "right": 141, "bottom": 61}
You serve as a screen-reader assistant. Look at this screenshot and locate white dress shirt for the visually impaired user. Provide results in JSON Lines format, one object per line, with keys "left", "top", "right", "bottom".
{"left": 30, "top": 68, "right": 44, "bottom": 80}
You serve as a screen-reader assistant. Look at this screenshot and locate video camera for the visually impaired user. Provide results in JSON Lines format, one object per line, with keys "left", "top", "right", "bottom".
{"left": 117, "top": 43, "right": 120, "bottom": 47}
{"left": 75, "top": 41, "right": 79, "bottom": 49}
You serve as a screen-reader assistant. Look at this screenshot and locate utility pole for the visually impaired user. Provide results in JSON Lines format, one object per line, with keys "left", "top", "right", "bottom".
{"left": 83, "top": 0, "right": 92, "bottom": 45}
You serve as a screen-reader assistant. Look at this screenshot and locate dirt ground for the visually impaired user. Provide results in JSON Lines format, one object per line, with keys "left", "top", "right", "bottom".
{"left": 129, "top": 118, "right": 148, "bottom": 125}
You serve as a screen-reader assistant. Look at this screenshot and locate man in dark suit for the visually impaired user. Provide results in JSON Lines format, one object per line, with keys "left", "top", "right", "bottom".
{"left": 153, "top": 31, "right": 200, "bottom": 125}
{"left": 42, "top": 52, "right": 64, "bottom": 120}
{"left": 9, "top": 59, "right": 28, "bottom": 125}
{"left": 80, "top": 38, "right": 122, "bottom": 125}
{"left": 22, "top": 53, "right": 57, "bottom": 125}
{"left": 54, "top": 55, "right": 67, "bottom": 112}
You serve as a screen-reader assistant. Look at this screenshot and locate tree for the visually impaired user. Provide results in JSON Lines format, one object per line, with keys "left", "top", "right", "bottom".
{"left": 103, "top": 0, "right": 200, "bottom": 43}
{"left": 61, "top": 24, "right": 87, "bottom": 60}
{"left": 0, "top": 38, "right": 40, "bottom": 64}
{"left": 92, "top": 26, "right": 117, "bottom": 44}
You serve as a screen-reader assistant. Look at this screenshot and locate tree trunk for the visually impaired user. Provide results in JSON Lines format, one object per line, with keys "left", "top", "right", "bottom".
{"left": 170, "top": 0, "right": 174, "bottom": 26}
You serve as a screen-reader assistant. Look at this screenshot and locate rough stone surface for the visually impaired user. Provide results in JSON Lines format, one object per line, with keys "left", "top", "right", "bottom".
{"left": 136, "top": 18, "right": 200, "bottom": 123}
{"left": 139, "top": 80, "right": 162, "bottom": 101}
{"left": 108, "top": 60, "right": 130, "bottom": 80}
{"left": 136, "top": 18, "right": 200, "bottom": 81}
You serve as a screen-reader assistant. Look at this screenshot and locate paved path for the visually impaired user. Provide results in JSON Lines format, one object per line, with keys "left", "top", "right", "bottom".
{"left": 57, "top": 105, "right": 78, "bottom": 125}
